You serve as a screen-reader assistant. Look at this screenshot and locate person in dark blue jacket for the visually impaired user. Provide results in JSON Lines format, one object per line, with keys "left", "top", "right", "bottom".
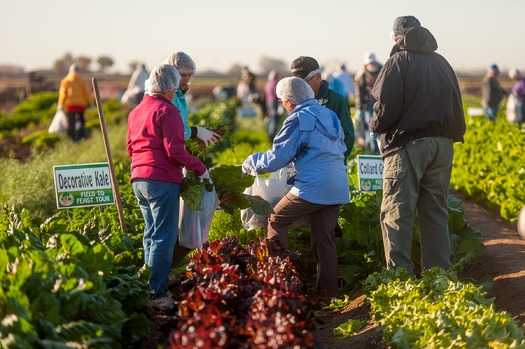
{"left": 242, "top": 77, "right": 350, "bottom": 299}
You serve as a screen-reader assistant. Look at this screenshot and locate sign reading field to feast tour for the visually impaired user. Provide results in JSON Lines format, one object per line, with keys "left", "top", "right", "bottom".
{"left": 53, "top": 163, "right": 115, "bottom": 209}
{"left": 356, "top": 155, "right": 384, "bottom": 192}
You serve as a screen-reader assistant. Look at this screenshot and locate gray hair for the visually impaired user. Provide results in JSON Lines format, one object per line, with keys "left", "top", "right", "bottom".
{"left": 276, "top": 77, "right": 315, "bottom": 105}
{"left": 148, "top": 64, "right": 180, "bottom": 94}
{"left": 164, "top": 51, "right": 196, "bottom": 73}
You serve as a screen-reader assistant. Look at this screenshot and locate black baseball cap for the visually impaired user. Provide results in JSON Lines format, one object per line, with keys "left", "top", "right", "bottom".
{"left": 392, "top": 15, "right": 421, "bottom": 35}
{"left": 291, "top": 56, "right": 320, "bottom": 79}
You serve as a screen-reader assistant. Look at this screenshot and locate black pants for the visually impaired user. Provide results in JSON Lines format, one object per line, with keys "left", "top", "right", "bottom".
{"left": 66, "top": 110, "right": 86, "bottom": 141}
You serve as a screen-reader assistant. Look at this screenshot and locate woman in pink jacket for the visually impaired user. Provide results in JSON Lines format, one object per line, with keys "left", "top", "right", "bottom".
{"left": 127, "top": 64, "right": 209, "bottom": 312}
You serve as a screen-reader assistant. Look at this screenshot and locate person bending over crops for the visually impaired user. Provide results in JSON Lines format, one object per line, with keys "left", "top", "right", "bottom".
{"left": 369, "top": 15, "right": 466, "bottom": 274}
{"left": 145, "top": 51, "right": 221, "bottom": 146}
{"left": 242, "top": 77, "right": 350, "bottom": 300}
{"left": 127, "top": 64, "right": 210, "bottom": 312}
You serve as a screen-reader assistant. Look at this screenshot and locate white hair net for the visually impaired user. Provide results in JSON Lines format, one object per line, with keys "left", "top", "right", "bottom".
{"left": 164, "top": 51, "right": 196, "bottom": 73}
{"left": 148, "top": 64, "right": 180, "bottom": 94}
{"left": 509, "top": 68, "right": 522, "bottom": 80}
{"left": 276, "top": 77, "right": 315, "bottom": 105}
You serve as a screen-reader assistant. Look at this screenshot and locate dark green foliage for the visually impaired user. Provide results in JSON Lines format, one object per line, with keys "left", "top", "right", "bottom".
{"left": 0, "top": 92, "right": 58, "bottom": 131}
{"left": 0, "top": 205, "right": 149, "bottom": 348}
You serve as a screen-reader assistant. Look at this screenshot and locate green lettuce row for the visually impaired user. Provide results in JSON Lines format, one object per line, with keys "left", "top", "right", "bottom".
{"left": 452, "top": 116, "right": 525, "bottom": 222}
{"left": 363, "top": 268, "right": 525, "bottom": 348}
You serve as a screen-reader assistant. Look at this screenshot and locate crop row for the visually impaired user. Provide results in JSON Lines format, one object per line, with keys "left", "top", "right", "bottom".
{"left": 451, "top": 114, "right": 525, "bottom": 222}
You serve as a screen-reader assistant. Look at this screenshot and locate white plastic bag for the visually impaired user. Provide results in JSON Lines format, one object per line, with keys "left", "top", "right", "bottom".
{"left": 241, "top": 168, "right": 288, "bottom": 231}
{"left": 178, "top": 187, "right": 220, "bottom": 249}
{"left": 48, "top": 110, "right": 68, "bottom": 134}
{"left": 506, "top": 93, "right": 523, "bottom": 124}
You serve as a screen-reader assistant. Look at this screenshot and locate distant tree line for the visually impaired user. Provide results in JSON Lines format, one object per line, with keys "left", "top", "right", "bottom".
{"left": 52, "top": 53, "right": 115, "bottom": 73}
{"left": 50, "top": 53, "right": 291, "bottom": 77}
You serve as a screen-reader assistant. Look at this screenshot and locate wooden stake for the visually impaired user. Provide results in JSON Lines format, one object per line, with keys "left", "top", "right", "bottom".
{"left": 91, "top": 77, "right": 127, "bottom": 234}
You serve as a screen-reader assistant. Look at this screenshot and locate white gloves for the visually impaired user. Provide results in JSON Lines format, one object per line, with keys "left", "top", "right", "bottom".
{"left": 196, "top": 127, "right": 220, "bottom": 147}
{"left": 242, "top": 156, "right": 257, "bottom": 176}
{"left": 199, "top": 169, "right": 210, "bottom": 180}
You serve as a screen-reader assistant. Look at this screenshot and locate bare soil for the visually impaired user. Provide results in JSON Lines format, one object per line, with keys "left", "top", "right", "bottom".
{"left": 145, "top": 193, "right": 525, "bottom": 348}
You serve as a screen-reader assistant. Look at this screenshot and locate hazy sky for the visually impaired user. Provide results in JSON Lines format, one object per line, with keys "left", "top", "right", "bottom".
{"left": 1, "top": 0, "right": 523, "bottom": 75}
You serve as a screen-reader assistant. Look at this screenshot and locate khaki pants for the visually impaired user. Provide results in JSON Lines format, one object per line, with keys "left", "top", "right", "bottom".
{"left": 381, "top": 137, "right": 453, "bottom": 273}
{"left": 268, "top": 193, "right": 341, "bottom": 297}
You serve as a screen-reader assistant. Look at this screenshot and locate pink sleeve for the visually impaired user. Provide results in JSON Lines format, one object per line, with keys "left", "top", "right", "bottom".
{"left": 162, "top": 107, "right": 206, "bottom": 175}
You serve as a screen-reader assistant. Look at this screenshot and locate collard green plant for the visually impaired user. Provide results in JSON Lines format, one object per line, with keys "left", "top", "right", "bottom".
{"left": 0, "top": 205, "right": 149, "bottom": 348}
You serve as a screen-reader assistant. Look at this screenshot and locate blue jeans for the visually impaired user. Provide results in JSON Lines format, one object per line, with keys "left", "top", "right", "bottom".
{"left": 266, "top": 101, "right": 281, "bottom": 141}
{"left": 483, "top": 106, "right": 498, "bottom": 121}
{"left": 132, "top": 179, "right": 180, "bottom": 297}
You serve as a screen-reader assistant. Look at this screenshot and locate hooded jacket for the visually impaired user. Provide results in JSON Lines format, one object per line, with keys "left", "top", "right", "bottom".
{"left": 369, "top": 27, "right": 465, "bottom": 157}
{"left": 249, "top": 99, "right": 349, "bottom": 205}
{"left": 58, "top": 71, "right": 92, "bottom": 109}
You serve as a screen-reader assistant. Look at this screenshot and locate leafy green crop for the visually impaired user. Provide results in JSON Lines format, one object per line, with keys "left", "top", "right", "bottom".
{"left": 210, "top": 164, "right": 273, "bottom": 215}
{"left": 0, "top": 205, "right": 149, "bottom": 348}
{"left": 452, "top": 116, "right": 525, "bottom": 222}
{"left": 333, "top": 319, "right": 366, "bottom": 338}
{"left": 363, "top": 268, "right": 525, "bottom": 348}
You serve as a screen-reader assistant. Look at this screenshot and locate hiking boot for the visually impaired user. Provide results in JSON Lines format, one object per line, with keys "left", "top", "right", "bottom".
{"left": 149, "top": 293, "right": 175, "bottom": 313}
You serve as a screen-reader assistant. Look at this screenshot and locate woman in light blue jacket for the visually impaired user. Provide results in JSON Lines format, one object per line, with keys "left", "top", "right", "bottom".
{"left": 242, "top": 77, "right": 350, "bottom": 299}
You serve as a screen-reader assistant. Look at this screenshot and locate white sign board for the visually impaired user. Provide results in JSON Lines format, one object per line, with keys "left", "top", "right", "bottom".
{"left": 53, "top": 163, "right": 115, "bottom": 209}
{"left": 356, "top": 155, "right": 384, "bottom": 192}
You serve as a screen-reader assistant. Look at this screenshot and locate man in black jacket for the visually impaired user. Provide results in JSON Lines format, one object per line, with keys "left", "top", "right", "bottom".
{"left": 369, "top": 15, "right": 466, "bottom": 274}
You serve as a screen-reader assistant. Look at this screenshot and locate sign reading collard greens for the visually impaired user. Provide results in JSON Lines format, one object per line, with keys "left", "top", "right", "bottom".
{"left": 356, "top": 155, "right": 383, "bottom": 192}
{"left": 53, "top": 163, "right": 115, "bottom": 209}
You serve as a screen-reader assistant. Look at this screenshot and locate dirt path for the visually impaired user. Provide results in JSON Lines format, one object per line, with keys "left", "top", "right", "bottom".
{"left": 459, "top": 194, "right": 525, "bottom": 325}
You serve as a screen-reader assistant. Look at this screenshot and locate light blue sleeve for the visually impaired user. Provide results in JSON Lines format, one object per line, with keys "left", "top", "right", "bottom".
{"left": 171, "top": 91, "right": 192, "bottom": 140}
{"left": 252, "top": 117, "right": 302, "bottom": 173}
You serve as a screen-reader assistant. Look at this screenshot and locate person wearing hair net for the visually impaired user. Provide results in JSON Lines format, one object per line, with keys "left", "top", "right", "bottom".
{"left": 242, "top": 77, "right": 350, "bottom": 300}
{"left": 369, "top": 16, "right": 466, "bottom": 274}
{"left": 145, "top": 51, "right": 220, "bottom": 146}
{"left": 127, "top": 64, "right": 209, "bottom": 312}
{"left": 507, "top": 68, "right": 525, "bottom": 124}
{"left": 121, "top": 63, "right": 149, "bottom": 107}
{"left": 57, "top": 64, "right": 93, "bottom": 141}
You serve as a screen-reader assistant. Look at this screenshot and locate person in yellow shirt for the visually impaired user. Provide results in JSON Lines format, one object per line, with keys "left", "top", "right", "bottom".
{"left": 58, "top": 64, "right": 93, "bottom": 141}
